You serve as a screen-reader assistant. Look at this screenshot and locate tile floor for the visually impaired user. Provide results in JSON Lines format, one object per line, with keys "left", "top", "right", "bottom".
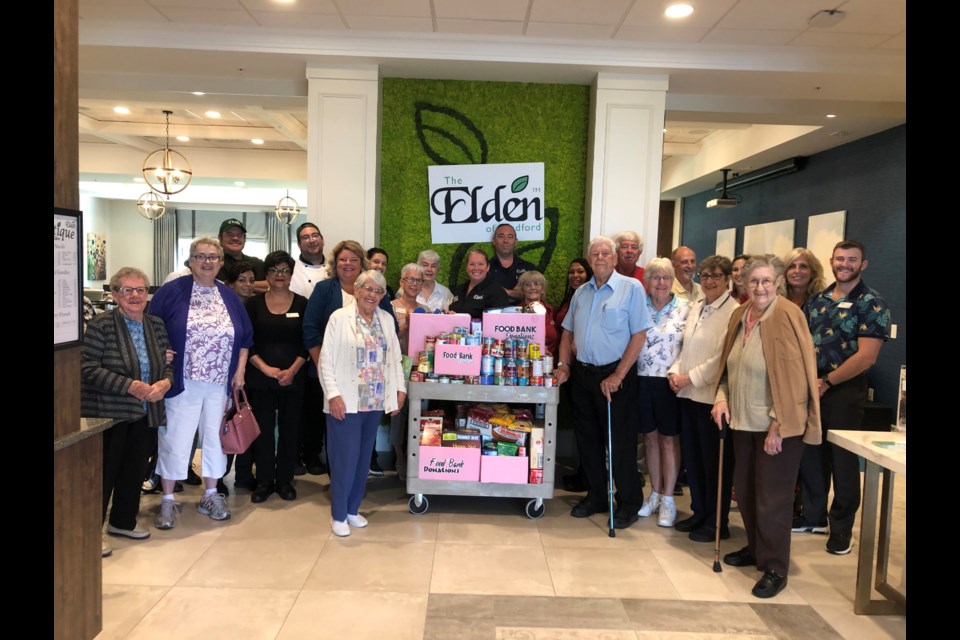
{"left": 97, "top": 460, "right": 906, "bottom": 640}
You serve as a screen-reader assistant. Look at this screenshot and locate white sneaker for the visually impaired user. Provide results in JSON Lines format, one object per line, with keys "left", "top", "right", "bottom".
{"left": 346, "top": 513, "right": 369, "bottom": 528}
{"left": 331, "top": 518, "right": 351, "bottom": 537}
{"left": 638, "top": 492, "right": 661, "bottom": 517}
{"left": 107, "top": 524, "right": 151, "bottom": 540}
{"left": 657, "top": 500, "right": 677, "bottom": 528}
{"left": 101, "top": 536, "right": 113, "bottom": 558}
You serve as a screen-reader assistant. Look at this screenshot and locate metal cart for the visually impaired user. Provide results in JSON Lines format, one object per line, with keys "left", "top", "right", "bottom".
{"left": 405, "top": 381, "right": 559, "bottom": 519}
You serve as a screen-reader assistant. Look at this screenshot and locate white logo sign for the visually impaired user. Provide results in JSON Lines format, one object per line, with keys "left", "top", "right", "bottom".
{"left": 428, "top": 163, "right": 545, "bottom": 244}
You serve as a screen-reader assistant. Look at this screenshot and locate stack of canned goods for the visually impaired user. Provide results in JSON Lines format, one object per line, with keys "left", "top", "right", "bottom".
{"left": 411, "top": 334, "right": 557, "bottom": 387}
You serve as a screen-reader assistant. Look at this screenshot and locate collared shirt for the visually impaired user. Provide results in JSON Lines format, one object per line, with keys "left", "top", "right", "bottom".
{"left": 671, "top": 278, "right": 703, "bottom": 303}
{"left": 806, "top": 280, "right": 890, "bottom": 375}
{"left": 637, "top": 294, "right": 689, "bottom": 377}
{"left": 618, "top": 265, "right": 646, "bottom": 288}
{"left": 289, "top": 256, "right": 329, "bottom": 298}
{"left": 562, "top": 271, "right": 653, "bottom": 366}
{"left": 417, "top": 282, "right": 454, "bottom": 312}
{"left": 488, "top": 254, "right": 536, "bottom": 291}
{"left": 450, "top": 276, "right": 512, "bottom": 319}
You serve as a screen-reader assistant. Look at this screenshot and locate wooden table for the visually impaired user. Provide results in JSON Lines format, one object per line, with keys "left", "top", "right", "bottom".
{"left": 827, "top": 430, "right": 906, "bottom": 615}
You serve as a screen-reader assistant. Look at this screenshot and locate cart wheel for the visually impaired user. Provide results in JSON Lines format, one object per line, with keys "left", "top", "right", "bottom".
{"left": 408, "top": 495, "right": 429, "bottom": 515}
{"left": 525, "top": 499, "right": 545, "bottom": 519}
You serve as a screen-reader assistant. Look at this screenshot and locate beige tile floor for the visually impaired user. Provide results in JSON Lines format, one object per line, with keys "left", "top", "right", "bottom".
{"left": 97, "top": 461, "right": 906, "bottom": 640}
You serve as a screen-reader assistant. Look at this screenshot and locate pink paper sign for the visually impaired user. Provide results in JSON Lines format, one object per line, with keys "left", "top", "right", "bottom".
{"left": 434, "top": 344, "right": 482, "bottom": 376}
{"left": 408, "top": 312, "right": 472, "bottom": 357}
{"left": 481, "top": 312, "right": 545, "bottom": 347}
{"left": 480, "top": 455, "right": 530, "bottom": 484}
{"left": 418, "top": 446, "right": 480, "bottom": 482}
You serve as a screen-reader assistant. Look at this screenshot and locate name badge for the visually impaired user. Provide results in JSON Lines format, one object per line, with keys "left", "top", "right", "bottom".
{"left": 837, "top": 302, "right": 853, "bottom": 309}
{"left": 286, "top": 312, "right": 300, "bottom": 318}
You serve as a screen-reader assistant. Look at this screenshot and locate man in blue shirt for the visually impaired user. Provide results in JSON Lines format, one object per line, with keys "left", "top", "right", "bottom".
{"left": 556, "top": 236, "right": 653, "bottom": 528}
{"left": 797, "top": 240, "right": 890, "bottom": 556}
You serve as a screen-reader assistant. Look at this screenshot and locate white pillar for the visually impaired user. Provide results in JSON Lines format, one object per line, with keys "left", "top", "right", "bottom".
{"left": 306, "top": 64, "right": 381, "bottom": 250}
{"left": 585, "top": 73, "right": 668, "bottom": 263}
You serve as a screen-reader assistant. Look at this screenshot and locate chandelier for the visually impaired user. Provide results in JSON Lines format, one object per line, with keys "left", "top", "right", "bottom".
{"left": 142, "top": 110, "right": 193, "bottom": 197}
{"left": 275, "top": 190, "right": 301, "bottom": 225}
{"left": 136, "top": 191, "right": 166, "bottom": 220}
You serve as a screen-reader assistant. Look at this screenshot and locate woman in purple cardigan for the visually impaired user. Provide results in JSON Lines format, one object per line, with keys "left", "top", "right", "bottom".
{"left": 148, "top": 237, "right": 253, "bottom": 530}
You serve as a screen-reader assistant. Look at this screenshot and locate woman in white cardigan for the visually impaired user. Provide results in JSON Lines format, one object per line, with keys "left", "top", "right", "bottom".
{"left": 320, "top": 270, "right": 407, "bottom": 537}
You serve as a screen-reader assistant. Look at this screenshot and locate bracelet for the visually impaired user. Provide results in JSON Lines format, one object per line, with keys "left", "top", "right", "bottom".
{"left": 823, "top": 375, "right": 833, "bottom": 388}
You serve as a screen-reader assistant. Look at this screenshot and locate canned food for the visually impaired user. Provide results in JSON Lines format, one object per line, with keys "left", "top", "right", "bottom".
{"left": 528, "top": 342, "right": 541, "bottom": 360}
{"left": 542, "top": 354, "right": 554, "bottom": 374}
{"left": 531, "top": 358, "right": 543, "bottom": 377}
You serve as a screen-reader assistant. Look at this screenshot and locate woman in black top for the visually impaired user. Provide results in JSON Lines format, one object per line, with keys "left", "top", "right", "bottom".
{"left": 244, "top": 251, "right": 309, "bottom": 503}
{"left": 449, "top": 249, "right": 512, "bottom": 319}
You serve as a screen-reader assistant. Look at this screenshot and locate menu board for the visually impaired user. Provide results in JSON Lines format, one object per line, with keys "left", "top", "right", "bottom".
{"left": 54, "top": 208, "right": 82, "bottom": 348}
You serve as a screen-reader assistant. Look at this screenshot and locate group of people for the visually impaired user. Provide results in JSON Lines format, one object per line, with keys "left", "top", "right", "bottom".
{"left": 82, "top": 217, "right": 890, "bottom": 600}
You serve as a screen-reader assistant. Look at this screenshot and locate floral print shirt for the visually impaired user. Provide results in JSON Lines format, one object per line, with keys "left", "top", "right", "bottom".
{"left": 355, "top": 311, "right": 387, "bottom": 412}
{"left": 184, "top": 283, "right": 234, "bottom": 386}
{"left": 637, "top": 294, "right": 690, "bottom": 377}
{"left": 806, "top": 280, "right": 890, "bottom": 376}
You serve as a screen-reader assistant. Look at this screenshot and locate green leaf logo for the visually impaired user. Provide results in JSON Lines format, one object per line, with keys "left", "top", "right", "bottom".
{"left": 511, "top": 176, "right": 529, "bottom": 193}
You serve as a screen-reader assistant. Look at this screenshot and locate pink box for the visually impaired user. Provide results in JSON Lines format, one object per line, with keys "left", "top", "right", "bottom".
{"left": 434, "top": 343, "right": 482, "bottom": 376}
{"left": 408, "top": 313, "right": 472, "bottom": 358}
{"left": 480, "top": 455, "right": 530, "bottom": 484}
{"left": 417, "top": 446, "right": 480, "bottom": 482}
{"left": 482, "top": 312, "right": 545, "bottom": 349}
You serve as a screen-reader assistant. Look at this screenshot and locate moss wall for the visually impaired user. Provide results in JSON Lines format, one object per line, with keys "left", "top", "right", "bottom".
{"left": 380, "top": 78, "right": 590, "bottom": 305}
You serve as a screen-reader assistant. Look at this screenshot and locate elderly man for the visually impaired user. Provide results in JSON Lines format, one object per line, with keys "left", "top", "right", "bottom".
{"left": 671, "top": 246, "right": 702, "bottom": 303}
{"left": 488, "top": 223, "right": 535, "bottom": 301}
{"left": 797, "top": 240, "right": 890, "bottom": 555}
{"left": 290, "top": 222, "right": 328, "bottom": 298}
{"left": 217, "top": 218, "right": 267, "bottom": 293}
{"left": 556, "top": 236, "right": 652, "bottom": 529}
{"left": 615, "top": 230, "right": 645, "bottom": 284}
{"left": 416, "top": 249, "right": 453, "bottom": 312}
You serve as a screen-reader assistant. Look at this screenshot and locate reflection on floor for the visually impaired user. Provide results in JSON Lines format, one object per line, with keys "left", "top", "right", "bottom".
{"left": 97, "top": 460, "right": 906, "bottom": 640}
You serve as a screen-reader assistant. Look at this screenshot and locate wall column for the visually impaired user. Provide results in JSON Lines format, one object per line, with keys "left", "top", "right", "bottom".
{"left": 585, "top": 73, "right": 668, "bottom": 263}
{"left": 305, "top": 64, "right": 381, "bottom": 250}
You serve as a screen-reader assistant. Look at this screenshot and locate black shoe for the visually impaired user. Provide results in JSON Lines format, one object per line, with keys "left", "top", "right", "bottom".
{"left": 673, "top": 485, "right": 683, "bottom": 496}
{"left": 276, "top": 482, "right": 297, "bottom": 501}
{"left": 234, "top": 477, "right": 257, "bottom": 491}
{"left": 673, "top": 515, "right": 704, "bottom": 533}
{"left": 723, "top": 546, "right": 757, "bottom": 567}
{"left": 613, "top": 508, "right": 640, "bottom": 530}
{"left": 689, "top": 524, "right": 730, "bottom": 543}
{"left": 293, "top": 460, "right": 307, "bottom": 476}
{"left": 173, "top": 481, "right": 184, "bottom": 493}
{"left": 826, "top": 532, "right": 853, "bottom": 555}
{"left": 752, "top": 570, "right": 788, "bottom": 598}
{"left": 562, "top": 473, "right": 587, "bottom": 493}
{"left": 570, "top": 497, "right": 607, "bottom": 518}
{"left": 216, "top": 478, "right": 230, "bottom": 496}
{"left": 306, "top": 460, "right": 327, "bottom": 475}
{"left": 369, "top": 458, "right": 384, "bottom": 477}
{"left": 792, "top": 516, "right": 828, "bottom": 534}
{"left": 251, "top": 482, "right": 274, "bottom": 504}
{"left": 185, "top": 466, "right": 203, "bottom": 485}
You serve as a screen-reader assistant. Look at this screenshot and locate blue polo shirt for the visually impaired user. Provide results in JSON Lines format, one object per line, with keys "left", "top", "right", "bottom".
{"left": 562, "top": 271, "right": 653, "bottom": 366}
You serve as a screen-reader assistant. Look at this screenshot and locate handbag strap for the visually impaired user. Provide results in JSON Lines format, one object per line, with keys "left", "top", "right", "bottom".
{"left": 233, "top": 386, "right": 249, "bottom": 407}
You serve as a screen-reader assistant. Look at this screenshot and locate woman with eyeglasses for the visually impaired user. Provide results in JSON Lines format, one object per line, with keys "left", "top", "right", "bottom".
{"left": 242, "top": 251, "right": 309, "bottom": 503}
{"left": 711, "top": 255, "right": 821, "bottom": 599}
{"left": 148, "top": 237, "right": 253, "bottom": 529}
{"left": 320, "top": 270, "right": 406, "bottom": 536}
{"left": 82, "top": 267, "right": 174, "bottom": 557}
{"left": 517, "top": 270, "right": 559, "bottom": 356}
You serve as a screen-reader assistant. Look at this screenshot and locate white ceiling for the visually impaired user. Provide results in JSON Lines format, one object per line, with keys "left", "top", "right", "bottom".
{"left": 77, "top": 0, "right": 906, "bottom": 205}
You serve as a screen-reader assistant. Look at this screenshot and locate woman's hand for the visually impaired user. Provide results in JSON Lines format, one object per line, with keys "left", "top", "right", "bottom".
{"left": 668, "top": 372, "right": 691, "bottom": 393}
{"left": 165, "top": 349, "right": 176, "bottom": 364}
{"left": 260, "top": 364, "right": 283, "bottom": 381}
{"left": 276, "top": 367, "right": 296, "bottom": 386}
{"left": 231, "top": 368, "right": 246, "bottom": 392}
{"left": 710, "top": 401, "right": 730, "bottom": 428}
{"left": 128, "top": 380, "right": 152, "bottom": 400}
{"left": 144, "top": 379, "right": 171, "bottom": 402}
{"left": 389, "top": 391, "right": 407, "bottom": 416}
{"left": 328, "top": 395, "right": 347, "bottom": 421}
{"left": 764, "top": 421, "right": 783, "bottom": 455}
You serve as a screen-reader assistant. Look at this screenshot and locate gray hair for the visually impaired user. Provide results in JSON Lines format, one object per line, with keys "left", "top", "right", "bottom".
{"left": 417, "top": 249, "right": 440, "bottom": 264}
{"left": 643, "top": 257, "right": 674, "bottom": 289}
{"left": 743, "top": 254, "right": 785, "bottom": 282}
{"left": 110, "top": 266, "right": 150, "bottom": 291}
{"left": 189, "top": 236, "right": 224, "bottom": 259}
{"left": 587, "top": 236, "right": 616, "bottom": 255}
{"left": 517, "top": 270, "right": 548, "bottom": 296}
{"left": 355, "top": 269, "right": 387, "bottom": 291}
{"left": 400, "top": 263, "right": 425, "bottom": 280}
{"left": 615, "top": 230, "right": 644, "bottom": 252}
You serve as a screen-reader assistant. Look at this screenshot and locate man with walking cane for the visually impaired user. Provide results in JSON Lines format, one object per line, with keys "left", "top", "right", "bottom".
{"left": 555, "top": 236, "right": 652, "bottom": 530}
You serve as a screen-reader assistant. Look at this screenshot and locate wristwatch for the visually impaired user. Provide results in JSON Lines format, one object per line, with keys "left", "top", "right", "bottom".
{"left": 822, "top": 375, "right": 833, "bottom": 388}
{"left": 556, "top": 361, "right": 568, "bottom": 368}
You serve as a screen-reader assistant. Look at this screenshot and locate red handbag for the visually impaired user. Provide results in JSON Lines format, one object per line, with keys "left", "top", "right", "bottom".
{"left": 219, "top": 388, "right": 261, "bottom": 454}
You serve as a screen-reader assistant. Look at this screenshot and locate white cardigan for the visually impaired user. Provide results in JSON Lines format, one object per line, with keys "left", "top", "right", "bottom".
{"left": 319, "top": 303, "right": 406, "bottom": 414}
{"left": 667, "top": 291, "right": 740, "bottom": 405}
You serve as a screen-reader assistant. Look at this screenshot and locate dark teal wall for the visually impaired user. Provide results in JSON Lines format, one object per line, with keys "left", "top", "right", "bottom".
{"left": 680, "top": 124, "right": 906, "bottom": 407}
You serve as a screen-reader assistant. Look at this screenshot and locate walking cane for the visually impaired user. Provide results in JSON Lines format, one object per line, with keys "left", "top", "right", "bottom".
{"left": 607, "top": 400, "right": 616, "bottom": 538}
{"left": 713, "top": 415, "right": 730, "bottom": 572}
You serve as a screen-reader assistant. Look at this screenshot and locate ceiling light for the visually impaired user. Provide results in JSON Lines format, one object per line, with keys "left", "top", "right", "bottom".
{"left": 235, "top": 181, "right": 246, "bottom": 187}
{"left": 273, "top": 0, "right": 296, "bottom": 5}
{"left": 826, "top": 114, "right": 837, "bottom": 119}
{"left": 192, "top": 92, "right": 206, "bottom": 96}
{"left": 808, "top": 9, "right": 845, "bottom": 28}
{"left": 176, "top": 135, "right": 190, "bottom": 142}
{"left": 251, "top": 138, "right": 265, "bottom": 145}
{"left": 136, "top": 191, "right": 166, "bottom": 221}
{"left": 664, "top": 4, "right": 694, "bottom": 19}
{"left": 114, "top": 106, "right": 130, "bottom": 115}
{"left": 276, "top": 190, "right": 301, "bottom": 225}
{"left": 142, "top": 110, "right": 193, "bottom": 198}
{"left": 205, "top": 111, "right": 221, "bottom": 119}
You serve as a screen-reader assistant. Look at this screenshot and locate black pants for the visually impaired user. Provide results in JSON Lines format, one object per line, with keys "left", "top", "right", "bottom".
{"left": 797, "top": 374, "right": 867, "bottom": 536}
{"left": 569, "top": 361, "right": 643, "bottom": 511}
{"left": 679, "top": 398, "right": 734, "bottom": 527}
{"left": 299, "top": 374, "right": 327, "bottom": 465}
{"left": 102, "top": 416, "right": 150, "bottom": 530}
{"left": 246, "top": 387, "right": 305, "bottom": 487}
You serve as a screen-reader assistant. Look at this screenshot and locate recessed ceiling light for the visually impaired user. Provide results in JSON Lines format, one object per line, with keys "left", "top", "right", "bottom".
{"left": 273, "top": 0, "right": 296, "bottom": 4}
{"left": 665, "top": 4, "right": 694, "bottom": 19}
{"left": 113, "top": 106, "right": 130, "bottom": 115}
{"left": 192, "top": 91, "right": 206, "bottom": 96}
{"left": 176, "top": 135, "right": 190, "bottom": 142}
{"left": 826, "top": 114, "right": 837, "bottom": 118}
{"left": 251, "top": 138, "right": 265, "bottom": 145}
{"left": 235, "top": 181, "right": 246, "bottom": 187}
{"left": 133, "top": 177, "right": 144, "bottom": 183}
{"left": 205, "top": 111, "right": 221, "bottom": 119}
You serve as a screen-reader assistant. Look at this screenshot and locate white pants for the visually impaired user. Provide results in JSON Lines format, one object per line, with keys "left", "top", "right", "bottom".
{"left": 157, "top": 379, "right": 228, "bottom": 480}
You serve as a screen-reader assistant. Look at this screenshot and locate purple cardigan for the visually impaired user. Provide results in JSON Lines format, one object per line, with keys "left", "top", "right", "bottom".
{"left": 148, "top": 276, "right": 254, "bottom": 398}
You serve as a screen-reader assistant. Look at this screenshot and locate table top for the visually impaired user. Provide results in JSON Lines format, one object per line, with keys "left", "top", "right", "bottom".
{"left": 827, "top": 430, "right": 906, "bottom": 475}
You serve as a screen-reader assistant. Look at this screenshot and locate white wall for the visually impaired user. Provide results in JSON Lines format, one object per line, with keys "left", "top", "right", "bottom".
{"left": 80, "top": 194, "right": 110, "bottom": 287}
{"left": 109, "top": 200, "right": 157, "bottom": 282}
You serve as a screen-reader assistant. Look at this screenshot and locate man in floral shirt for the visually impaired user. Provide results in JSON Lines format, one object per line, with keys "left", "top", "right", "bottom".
{"left": 796, "top": 240, "right": 890, "bottom": 556}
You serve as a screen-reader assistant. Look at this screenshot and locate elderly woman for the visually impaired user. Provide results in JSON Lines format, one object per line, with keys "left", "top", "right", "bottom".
{"left": 82, "top": 267, "right": 173, "bottom": 557}
{"left": 667, "top": 256, "right": 739, "bottom": 543}
{"left": 449, "top": 249, "right": 511, "bottom": 318}
{"left": 635, "top": 258, "right": 690, "bottom": 528}
{"left": 778, "top": 248, "right": 826, "bottom": 308}
{"left": 149, "top": 237, "right": 253, "bottom": 529}
{"left": 244, "top": 251, "right": 309, "bottom": 503}
{"left": 416, "top": 249, "right": 454, "bottom": 312}
{"left": 517, "top": 270, "right": 559, "bottom": 355}
{"left": 321, "top": 270, "right": 406, "bottom": 536}
{"left": 730, "top": 254, "right": 751, "bottom": 304}
{"left": 711, "top": 255, "right": 821, "bottom": 598}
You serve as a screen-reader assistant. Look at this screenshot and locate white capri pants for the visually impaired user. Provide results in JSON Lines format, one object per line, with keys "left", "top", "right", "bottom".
{"left": 157, "top": 379, "right": 228, "bottom": 480}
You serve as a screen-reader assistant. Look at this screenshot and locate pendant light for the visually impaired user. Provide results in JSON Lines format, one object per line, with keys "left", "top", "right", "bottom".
{"left": 142, "top": 110, "right": 193, "bottom": 197}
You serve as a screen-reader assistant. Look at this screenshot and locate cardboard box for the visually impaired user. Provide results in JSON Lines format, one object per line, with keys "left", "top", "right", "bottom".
{"left": 417, "top": 446, "right": 480, "bottom": 482}
{"left": 528, "top": 427, "right": 544, "bottom": 469}
{"left": 480, "top": 454, "right": 530, "bottom": 484}
{"left": 408, "top": 312, "right": 472, "bottom": 357}
{"left": 434, "top": 343, "right": 482, "bottom": 376}
{"left": 482, "top": 311, "right": 546, "bottom": 350}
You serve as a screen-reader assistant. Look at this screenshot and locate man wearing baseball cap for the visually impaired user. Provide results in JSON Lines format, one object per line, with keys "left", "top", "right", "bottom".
{"left": 217, "top": 218, "right": 267, "bottom": 293}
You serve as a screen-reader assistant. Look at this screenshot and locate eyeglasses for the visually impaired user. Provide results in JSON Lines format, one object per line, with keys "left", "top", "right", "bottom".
{"left": 268, "top": 267, "right": 292, "bottom": 276}
{"left": 115, "top": 287, "right": 147, "bottom": 296}
{"left": 649, "top": 275, "right": 672, "bottom": 282}
{"left": 192, "top": 254, "right": 220, "bottom": 263}
{"left": 401, "top": 277, "right": 423, "bottom": 284}
{"left": 360, "top": 284, "right": 385, "bottom": 296}
{"left": 299, "top": 233, "right": 322, "bottom": 242}
{"left": 698, "top": 273, "right": 725, "bottom": 281}
{"left": 748, "top": 278, "right": 776, "bottom": 288}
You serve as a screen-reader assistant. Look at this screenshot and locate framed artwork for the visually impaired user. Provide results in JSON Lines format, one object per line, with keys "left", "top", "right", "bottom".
{"left": 715, "top": 227, "right": 736, "bottom": 259}
{"left": 54, "top": 208, "right": 83, "bottom": 349}
{"left": 87, "top": 232, "right": 107, "bottom": 281}
{"left": 743, "top": 219, "right": 795, "bottom": 258}
{"left": 807, "top": 210, "right": 846, "bottom": 286}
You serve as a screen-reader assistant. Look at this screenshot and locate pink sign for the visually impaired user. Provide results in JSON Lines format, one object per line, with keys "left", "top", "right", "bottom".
{"left": 480, "top": 455, "right": 530, "bottom": 484}
{"left": 408, "top": 312, "right": 472, "bottom": 357}
{"left": 418, "top": 446, "right": 480, "bottom": 482}
{"left": 481, "top": 312, "right": 545, "bottom": 348}
{"left": 434, "top": 344, "right": 482, "bottom": 376}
